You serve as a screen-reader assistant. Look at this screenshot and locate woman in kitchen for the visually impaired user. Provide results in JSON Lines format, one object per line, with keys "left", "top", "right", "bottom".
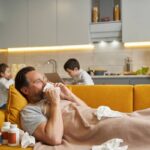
{"left": 64, "top": 58, "right": 94, "bottom": 85}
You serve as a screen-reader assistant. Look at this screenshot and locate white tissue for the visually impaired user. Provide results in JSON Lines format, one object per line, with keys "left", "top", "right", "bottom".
{"left": 43, "top": 83, "right": 54, "bottom": 92}
{"left": 95, "top": 106, "right": 123, "bottom": 120}
{"left": 43, "top": 83, "right": 61, "bottom": 97}
{"left": 21, "top": 132, "right": 35, "bottom": 148}
{"left": 92, "top": 138, "right": 128, "bottom": 150}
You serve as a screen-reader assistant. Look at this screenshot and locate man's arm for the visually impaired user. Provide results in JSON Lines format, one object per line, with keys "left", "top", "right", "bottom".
{"left": 68, "top": 91, "right": 88, "bottom": 107}
{"left": 33, "top": 88, "right": 64, "bottom": 145}
{"left": 54, "top": 83, "right": 88, "bottom": 107}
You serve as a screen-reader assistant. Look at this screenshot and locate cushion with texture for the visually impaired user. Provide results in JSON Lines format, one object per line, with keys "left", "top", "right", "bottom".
{"left": 6, "top": 85, "right": 28, "bottom": 128}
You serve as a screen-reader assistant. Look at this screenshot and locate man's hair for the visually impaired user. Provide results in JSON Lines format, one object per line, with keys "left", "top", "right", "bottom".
{"left": 15, "top": 66, "right": 35, "bottom": 96}
{"left": 0, "top": 63, "right": 9, "bottom": 77}
{"left": 64, "top": 58, "right": 80, "bottom": 71}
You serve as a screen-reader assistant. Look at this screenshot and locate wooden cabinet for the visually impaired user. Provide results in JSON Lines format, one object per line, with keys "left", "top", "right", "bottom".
{"left": 122, "top": 0, "right": 150, "bottom": 42}
{"left": 57, "top": 0, "right": 90, "bottom": 45}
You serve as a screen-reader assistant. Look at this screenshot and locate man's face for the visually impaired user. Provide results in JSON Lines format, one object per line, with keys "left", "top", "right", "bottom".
{"left": 66, "top": 68, "right": 79, "bottom": 77}
{"left": 24, "top": 70, "right": 47, "bottom": 102}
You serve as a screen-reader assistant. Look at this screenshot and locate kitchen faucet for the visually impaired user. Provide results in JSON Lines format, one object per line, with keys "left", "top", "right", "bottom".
{"left": 47, "top": 59, "right": 57, "bottom": 72}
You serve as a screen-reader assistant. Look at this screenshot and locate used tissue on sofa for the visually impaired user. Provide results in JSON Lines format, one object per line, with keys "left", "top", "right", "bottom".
{"left": 92, "top": 138, "right": 128, "bottom": 150}
{"left": 95, "top": 106, "right": 123, "bottom": 120}
{"left": 21, "top": 132, "right": 35, "bottom": 148}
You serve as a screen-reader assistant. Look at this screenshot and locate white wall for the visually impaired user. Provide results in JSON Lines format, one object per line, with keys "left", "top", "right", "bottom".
{"left": 6, "top": 43, "right": 150, "bottom": 77}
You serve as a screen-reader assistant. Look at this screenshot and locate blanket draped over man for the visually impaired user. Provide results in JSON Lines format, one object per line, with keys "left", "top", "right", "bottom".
{"left": 33, "top": 100, "right": 150, "bottom": 150}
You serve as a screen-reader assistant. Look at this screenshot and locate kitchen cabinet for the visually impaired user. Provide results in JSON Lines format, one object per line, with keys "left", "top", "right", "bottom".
{"left": 122, "top": 0, "right": 150, "bottom": 42}
{"left": 90, "top": 0, "right": 122, "bottom": 42}
{"left": 0, "top": 0, "right": 4, "bottom": 47}
{"left": 28, "top": 0, "right": 56, "bottom": 46}
{"left": 0, "top": 0, "right": 90, "bottom": 48}
{"left": 0, "top": 0, "right": 27, "bottom": 48}
{"left": 57, "top": 0, "right": 90, "bottom": 45}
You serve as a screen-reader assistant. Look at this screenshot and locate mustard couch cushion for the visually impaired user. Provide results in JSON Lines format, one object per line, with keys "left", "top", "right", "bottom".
{"left": 134, "top": 85, "right": 150, "bottom": 110}
{"left": 0, "top": 145, "right": 32, "bottom": 150}
{"left": 6, "top": 85, "right": 28, "bottom": 128}
{"left": 0, "top": 109, "right": 5, "bottom": 128}
{"left": 71, "top": 85, "right": 133, "bottom": 112}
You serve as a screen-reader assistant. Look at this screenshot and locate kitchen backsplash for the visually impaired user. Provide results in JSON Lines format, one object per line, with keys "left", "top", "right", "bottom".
{"left": 1, "top": 43, "right": 150, "bottom": 78}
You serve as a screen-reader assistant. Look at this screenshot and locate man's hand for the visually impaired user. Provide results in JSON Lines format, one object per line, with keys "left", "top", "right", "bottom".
{"left": 54, "top": 83, "right": 72, "bottom": 100}
{"left": 54, "top": 83, "right": 88, "bottom": 107}
{"left": 45, "top": 87, "right": 61, "bottom": 105}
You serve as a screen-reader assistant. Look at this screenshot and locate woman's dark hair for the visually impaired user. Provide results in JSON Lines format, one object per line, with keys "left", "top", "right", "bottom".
{"left": 15, "top": 66, "right": 35, "bottom": 96}
{"left": 64, "top": 58, "right": 80, "bottom": 71}
{"left": 0, "top": 63, "right": 9, "bottom": 77}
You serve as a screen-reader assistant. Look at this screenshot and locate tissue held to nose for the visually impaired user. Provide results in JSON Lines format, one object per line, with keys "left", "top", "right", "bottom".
{"left": 43, "top": 83, "right": 61, "bottom": 96}
{"left": 43, "top": 83, "right": 54, "bottom": 92}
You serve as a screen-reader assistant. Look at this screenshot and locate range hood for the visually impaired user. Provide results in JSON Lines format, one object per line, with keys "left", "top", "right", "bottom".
{"left": 90, "top": 21, "right": 122, "bottom": 42}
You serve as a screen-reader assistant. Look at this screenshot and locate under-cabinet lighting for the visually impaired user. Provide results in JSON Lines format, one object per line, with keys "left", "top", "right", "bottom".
{"left": 0, "top": 49, "right": 7, "bottom": 52}
{"left": 8, "top": 44, "right": 94, "bottom": 52}
{"left": 110, "top": 40, "right": 121, "bottom": 48}
{"left": 124, "top": 42, "right": 150, "bottom": 48}
{"left": 98, "top": 41, "right": 107, "bottom": 48}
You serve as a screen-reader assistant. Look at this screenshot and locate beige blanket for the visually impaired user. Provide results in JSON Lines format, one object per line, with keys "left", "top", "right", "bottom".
{"left": 34, "top": 101, "right": 150, "bottom": 150}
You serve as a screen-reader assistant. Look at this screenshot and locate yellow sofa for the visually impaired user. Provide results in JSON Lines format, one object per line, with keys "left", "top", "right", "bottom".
{"left": 0, "top": 84, "right": 150, "bottom": 150}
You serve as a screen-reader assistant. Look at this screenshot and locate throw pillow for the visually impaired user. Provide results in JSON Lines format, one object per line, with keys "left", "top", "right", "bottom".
{"left": 6, "top": 85, "right": 28, "bottom": 128}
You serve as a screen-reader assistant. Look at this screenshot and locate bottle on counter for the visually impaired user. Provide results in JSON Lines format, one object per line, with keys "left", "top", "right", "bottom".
{"left": 114, "top": 4, "right": 120, "bottom": 21}
{"left": 8, "top": 124, "right": 19, "bottom": 146}
{"left": 1, "top": 122, "right": 11, "bottom": 144}
{"left": 124, "top": 57, "right": 132, "bottom": 73}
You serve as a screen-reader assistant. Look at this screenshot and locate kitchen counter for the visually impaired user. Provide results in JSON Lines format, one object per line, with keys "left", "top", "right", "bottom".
{"left": 91, "top": 75, "right": 150, "bottom": 84}
{"left": 63, "top": 75, "right": 150, "bottom": 85}
{"left": 91, "top": 75, "right": 150, "bottom": 78}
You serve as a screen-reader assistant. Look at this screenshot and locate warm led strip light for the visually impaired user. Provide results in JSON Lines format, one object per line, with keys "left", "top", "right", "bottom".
{"left": 8, "top": 44, "right": 94, "bottom": 52}
{"left": 0, "top": 49, "right": 7, "bottom": 52}
{"left": 124, "top": 42, "right": 150, "bottom": 48}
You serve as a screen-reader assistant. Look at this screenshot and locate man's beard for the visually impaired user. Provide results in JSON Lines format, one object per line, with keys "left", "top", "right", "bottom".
{"left": 39, "top": 91, "right": 45, "bottom": 100}
{"left": 33, "top": 91, "right": 45, "bottom": 102}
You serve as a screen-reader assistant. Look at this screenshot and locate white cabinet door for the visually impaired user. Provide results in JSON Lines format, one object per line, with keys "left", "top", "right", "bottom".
{"left": 0, "top": 0, "right": 4, "bottom": 47}
{"left": 0, "top": 0, "right": 27, "bottom": 48}
{"left": 57, "top": 0, "right": 90, "bottom": 45}
{"left": 122, "top": 0, "right": 150, "bottom": 42}
{"left": 28, "top": 0, "right": 56, "bottom": 46}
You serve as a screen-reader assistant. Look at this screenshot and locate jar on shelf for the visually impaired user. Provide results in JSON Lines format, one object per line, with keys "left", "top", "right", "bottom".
{"left": 92, "top": 6, "right": 99, "bottom": 23}
{"left": 114, "top": 4, "right": 120, "bottom": 21}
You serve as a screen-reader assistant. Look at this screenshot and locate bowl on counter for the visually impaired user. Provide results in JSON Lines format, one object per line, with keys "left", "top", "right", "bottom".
{"left": 94, "top": 70, "right": 107, "bottom": 75}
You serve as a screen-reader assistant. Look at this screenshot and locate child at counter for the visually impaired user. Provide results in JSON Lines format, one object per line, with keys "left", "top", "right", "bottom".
{"left": 64, "top": 58, "right": 94, "bottom": 85}
{"left": 0, "top": 63, "right": 14, "bottom": 108}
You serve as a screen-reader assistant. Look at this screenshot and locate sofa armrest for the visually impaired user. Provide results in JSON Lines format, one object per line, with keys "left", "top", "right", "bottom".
{"left": 0, "top": 109, "right": 5, "bottom": 127}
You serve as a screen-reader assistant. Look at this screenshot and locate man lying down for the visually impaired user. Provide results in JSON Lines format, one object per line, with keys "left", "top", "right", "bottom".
{"left": 15, "top": 66, "right": 150, "bottom": 150}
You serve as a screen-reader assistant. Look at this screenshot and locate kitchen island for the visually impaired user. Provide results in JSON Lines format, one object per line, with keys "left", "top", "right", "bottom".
{"left": 63, "top": 75, "right": 150, "bottom": 85}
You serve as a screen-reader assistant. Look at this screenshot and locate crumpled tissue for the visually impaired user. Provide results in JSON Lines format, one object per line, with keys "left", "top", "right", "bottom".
{"left": 95, "top": 106, "right": 123, "bottom": 120}
{"left": 20, "top": 131, "right": 35, "bottom": 148}
{"left": 43, "top": 82, "right": 54, "bottom": 92}
{"left": 92, "top": 138, "right": 128, "bottom": 150}
{"left": 43, "top": 83, "right": 60, "bottom": 95}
